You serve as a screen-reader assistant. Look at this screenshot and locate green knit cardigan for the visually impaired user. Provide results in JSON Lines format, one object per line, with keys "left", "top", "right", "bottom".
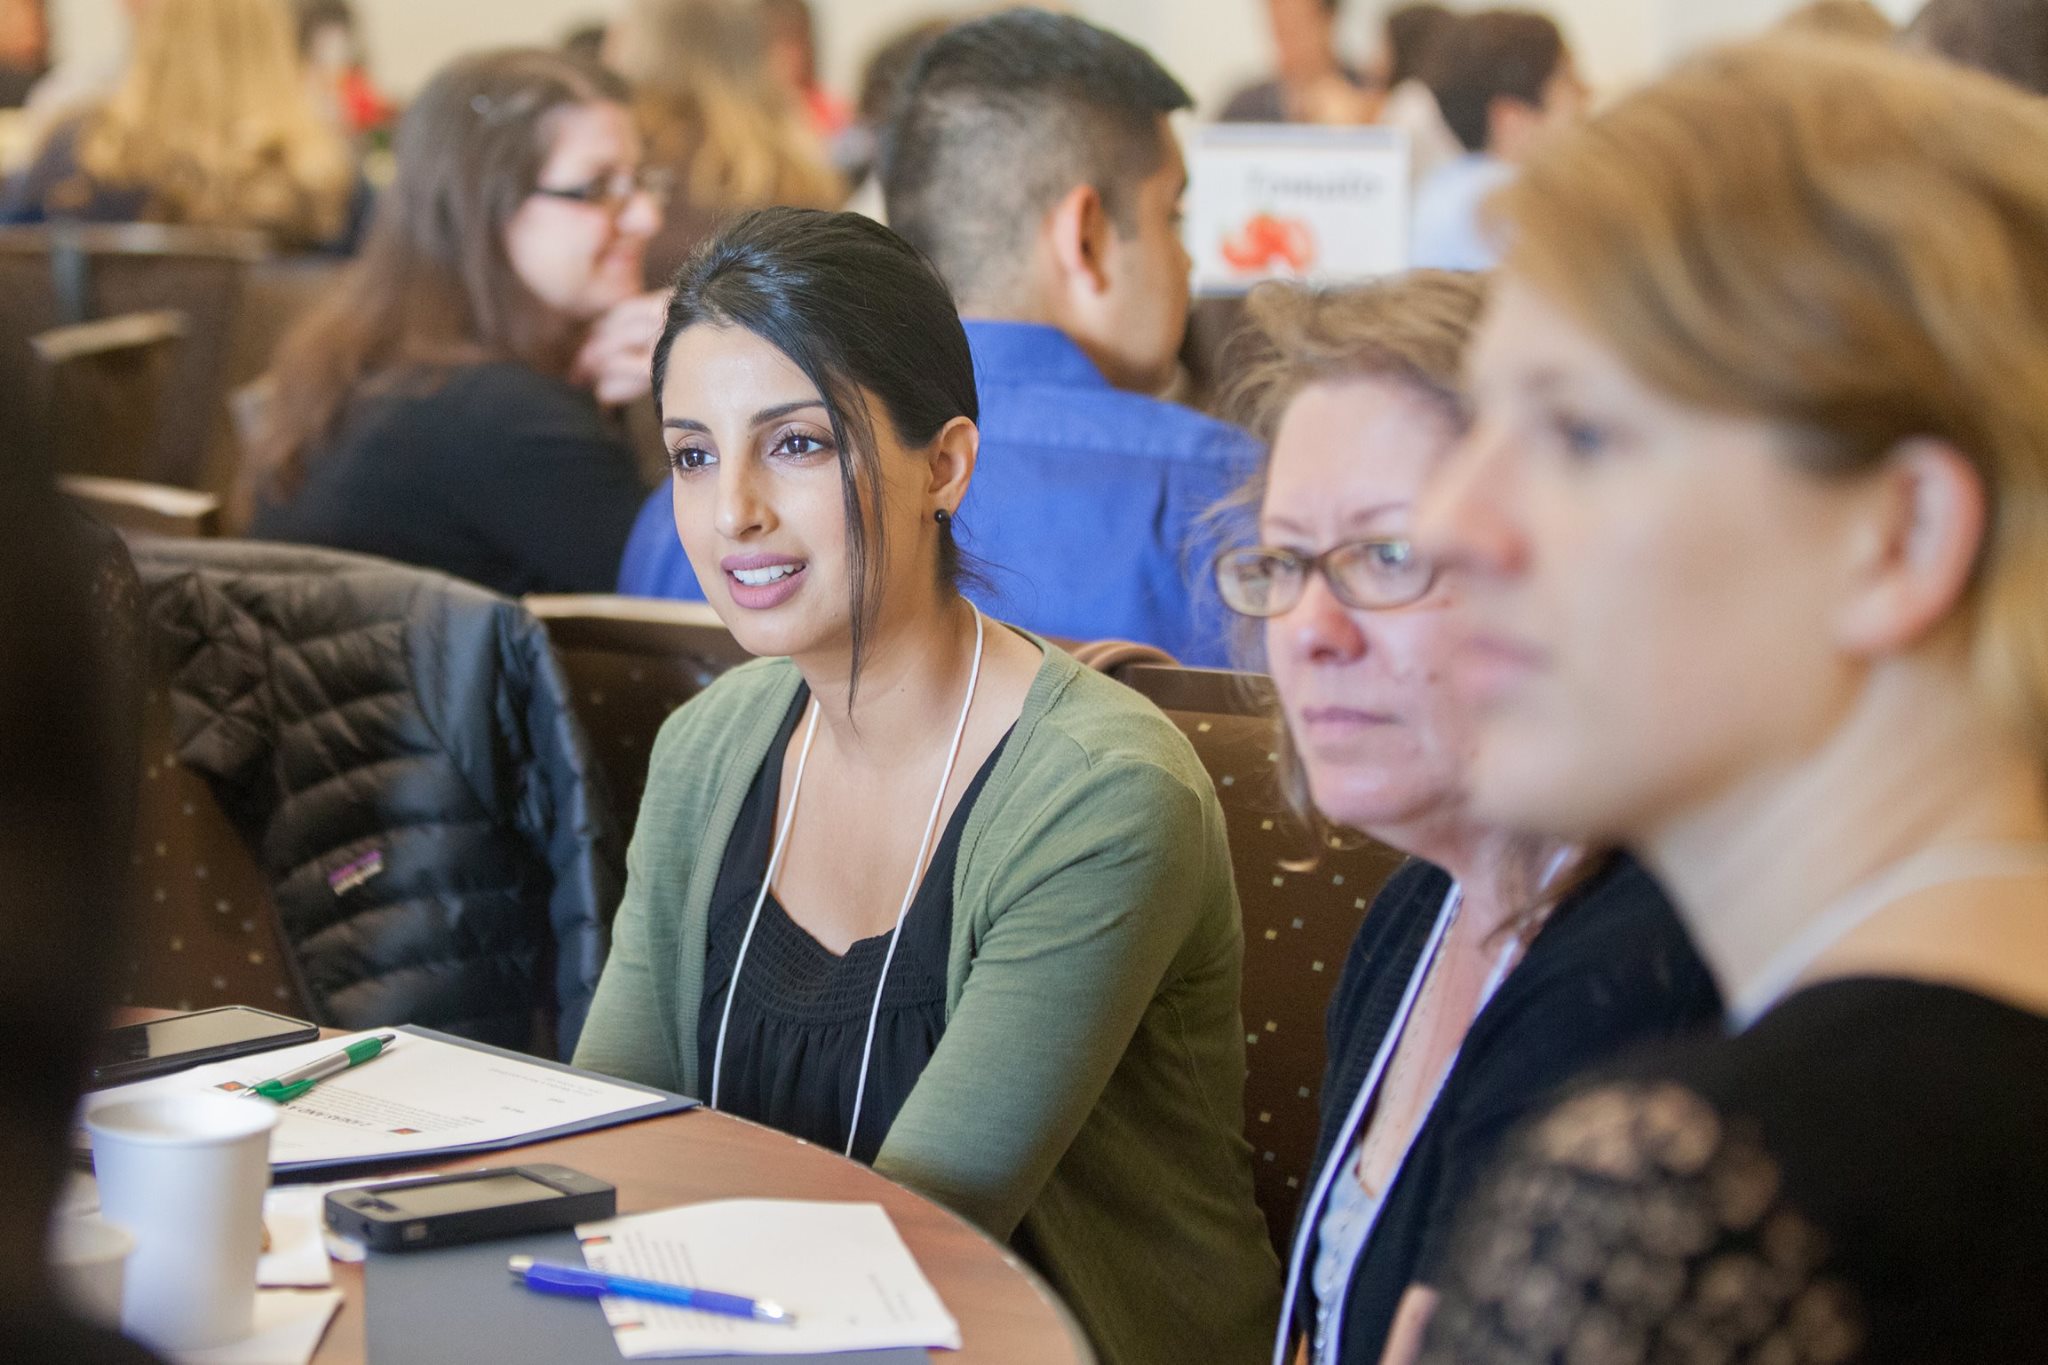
{"left": 574, "top": 641, "right": 1282, "bottom": 1365}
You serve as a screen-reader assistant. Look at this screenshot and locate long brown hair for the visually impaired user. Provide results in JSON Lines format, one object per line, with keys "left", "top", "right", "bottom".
{"left": 252, "top": 49, "right": 629, "bottom": 505}
{"left": 75, "top": 0, "right": 354, "bottom": 246}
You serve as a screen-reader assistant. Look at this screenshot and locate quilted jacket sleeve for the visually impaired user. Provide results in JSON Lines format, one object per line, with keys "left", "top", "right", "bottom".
{"left": 499, "top": 607, "right": 626, "bottom": 1057}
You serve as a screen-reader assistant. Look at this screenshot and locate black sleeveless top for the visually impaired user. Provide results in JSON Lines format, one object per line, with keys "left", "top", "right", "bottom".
{"left": 697, "top": 686, "right": 1011, "bottom": 1163}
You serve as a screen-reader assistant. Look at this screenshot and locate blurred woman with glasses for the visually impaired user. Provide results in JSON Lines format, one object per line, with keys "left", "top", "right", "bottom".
{"left": 1214, "top": 273, "right": 1719, "bottom": 1365}
{"left": 248, "top": 49, "right": 661, "bottom": 595}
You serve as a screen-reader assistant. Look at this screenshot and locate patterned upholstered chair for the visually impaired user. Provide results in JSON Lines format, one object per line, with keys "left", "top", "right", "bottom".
{"left": 1119, "top": 663, "right": 1407, "bottom": 1254}
{"left": 117, "top": 675, "right": 310, "bottom": 1018}
{"left": 525, "top": 595, "right": 753, "bottom": 841}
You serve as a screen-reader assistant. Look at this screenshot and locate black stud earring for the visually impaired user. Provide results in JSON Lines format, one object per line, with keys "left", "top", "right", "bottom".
{"left": 934, "top": 508, "right": 952, "bottom": 527}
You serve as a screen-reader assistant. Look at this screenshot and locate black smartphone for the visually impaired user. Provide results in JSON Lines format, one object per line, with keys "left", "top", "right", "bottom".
{"left": 323, "top": 1164, "right": 617, "bottom": 1252}
{"left": 89, "top": 1006, "right": 320, "bottom": 1089}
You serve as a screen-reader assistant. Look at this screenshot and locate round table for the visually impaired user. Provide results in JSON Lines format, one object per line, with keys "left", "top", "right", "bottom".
{"left": 116, "top": 1013, "right": 1093, "bottom": 1365}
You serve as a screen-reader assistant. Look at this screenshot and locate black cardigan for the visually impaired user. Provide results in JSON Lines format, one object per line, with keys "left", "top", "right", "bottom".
{"left": 1294, "top": 854, "right": 1722, "bottom": 1361}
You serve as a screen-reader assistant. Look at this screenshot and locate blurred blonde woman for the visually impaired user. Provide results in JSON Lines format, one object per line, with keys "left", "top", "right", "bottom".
{"left": 1413, "top": 37, "right": 2048, "bottom": 1360}
{"left": 0, "top": 0, "right": 360, "bottom": 249}
{"left": 606, "top": 0, "right": 843, "bottom": 283}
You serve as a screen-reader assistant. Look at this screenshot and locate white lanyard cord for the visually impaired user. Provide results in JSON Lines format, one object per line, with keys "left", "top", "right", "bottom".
{"left": 710, "top": 607, "right": 987, "bottom": 1159}
{"left": 1276, "top": 869, "right": 1541, "bottom": 1365}
{"left": 1272, "top": 885, "right": 1461, "bottom": 1365}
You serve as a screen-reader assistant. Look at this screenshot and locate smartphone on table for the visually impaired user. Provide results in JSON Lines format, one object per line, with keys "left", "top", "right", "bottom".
{"left": 89, "top": 1005, "right": 320, "bottom": 1089}
{"left": 324, "top": 1165, "right": 617, "bottom": 1251}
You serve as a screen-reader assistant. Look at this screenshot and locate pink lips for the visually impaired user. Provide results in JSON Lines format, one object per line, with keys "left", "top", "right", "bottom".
{"left": 1298, "top": 706, "right": 1396, "bottom": 728}
{"left": 720, "top": 553, "right": 807, "bottom": 611}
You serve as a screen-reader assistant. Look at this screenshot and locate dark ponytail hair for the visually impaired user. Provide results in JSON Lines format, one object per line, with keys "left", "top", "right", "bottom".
{"left": 652, "top": 207, "right": 981, "bottom": 698}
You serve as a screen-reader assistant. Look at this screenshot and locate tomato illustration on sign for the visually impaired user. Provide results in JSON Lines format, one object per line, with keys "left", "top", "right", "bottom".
{"left": 1219, "top": 212, "right": 1317, "bottom": 275}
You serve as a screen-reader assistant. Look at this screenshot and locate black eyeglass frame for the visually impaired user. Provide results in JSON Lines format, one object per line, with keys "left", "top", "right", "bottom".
{"left": 1212, "top": 538, "right": 1438, "bottom": 617}
{"left": 529, "top": 166, "right": 675, "bottom": 213}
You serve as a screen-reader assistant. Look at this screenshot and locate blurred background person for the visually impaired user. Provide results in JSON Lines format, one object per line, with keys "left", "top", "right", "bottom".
{"left": 247, "top": 48, "right": 656, "bottom": 596}
{"left": 606, "top": 0, "right": 843, "bottom": 286}
{"left": 1220, "top": 0, "right": 1371, "bottom": 124}
{"left": 0, "top": 0, "right": 365, "bottom": 251}
{"left": 761, "top": 0, "right": 850, "bottom": 142}
{"left": 833, "top": 13, "right": 952, "bottom": 213}
{"left": 1909, "top": 0, "right": 2048, "bottom": 95}
{"left": 0, "top": 0, "right": 47, "bottom": 108}
{"left": 1218, "top": 275, "right": 1718, "bottom": 1365}
{"left": 295, "top": 0, "right": 392, "bottom": 143}
{"left": 1410, "top": 9, "right": 1587, "bottom": 271}
{"left": 1372, "top": 3, "right": 1462, "bottom": 185}
{"left": 560, "top": 17, "right": 608, "bottom": 65}
{"left": 1775, "top": 0, "right": 1897, "bottom": 41}
{"left": 1416, "top": 37, "right": 2048, "bottom": 1360}
{"left": 12, "top": 0, "right": 144, "bottom": 152}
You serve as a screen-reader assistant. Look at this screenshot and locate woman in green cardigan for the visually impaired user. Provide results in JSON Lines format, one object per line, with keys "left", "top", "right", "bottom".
{"left": 573, "top": 208, "right": 1281, "bottom": 1364}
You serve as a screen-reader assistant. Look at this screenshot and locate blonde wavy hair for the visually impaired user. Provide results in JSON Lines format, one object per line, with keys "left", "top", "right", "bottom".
{"left": 1220, "top": 274, "right": 1598, "bottom": 925}
{"left": 1220, "top": 272, "right": 1485, "bottom": 842}
{"left": 1491, "top": 35, "right": 2048, "bottom": 762}
{"left": 609, "top": 0, "right": 842, "bottom": 212}
{"left": 76, "top": 0, "right": 355, "bottom": 246}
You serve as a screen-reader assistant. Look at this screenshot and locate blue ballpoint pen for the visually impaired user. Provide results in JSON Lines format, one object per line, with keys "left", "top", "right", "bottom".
{"left": 507, "top": 1255, "right": 795, "bottom": 1324}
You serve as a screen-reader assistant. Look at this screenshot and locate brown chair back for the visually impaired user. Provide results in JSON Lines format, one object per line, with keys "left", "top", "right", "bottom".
{"left": 525, "top": 595, "right": 753, "bottom": 840}
{"left": 60, "top": 475, "right": 222, "bottom": 538}
{"left": 117, "top": 679, "right": 311, "bottom": 1018}
{"left": 1119, "top": 663, "right": 1407, "bottom": 1253}
{"left": 30, "top": 311, "right": 185, "bottom": 481}
{"left": 0, "top": 224, "right": 264, "bottom": 488}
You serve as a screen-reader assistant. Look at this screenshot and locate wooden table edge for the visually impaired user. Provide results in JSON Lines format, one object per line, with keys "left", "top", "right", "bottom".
{"left": 105, "top": 1010, "right": 1098, "bottom": 1365}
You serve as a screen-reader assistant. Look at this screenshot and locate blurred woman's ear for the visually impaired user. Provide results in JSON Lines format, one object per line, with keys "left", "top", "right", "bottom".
{"left": 1832, "top": 437, "right": 1987, "bottom": 658}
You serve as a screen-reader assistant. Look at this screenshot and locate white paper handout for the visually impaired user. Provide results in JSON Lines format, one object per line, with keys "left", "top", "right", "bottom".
{"left": 576, "top": 1200, "right": 962, "bottom": 1358}
{"left": 80, "top": 1031, "right": 663, "bottom": 1168}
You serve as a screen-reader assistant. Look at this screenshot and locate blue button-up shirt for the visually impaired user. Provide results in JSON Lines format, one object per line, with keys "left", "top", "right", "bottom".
{"left": 614, "top": 320, "right": 1259, "bottom": 666}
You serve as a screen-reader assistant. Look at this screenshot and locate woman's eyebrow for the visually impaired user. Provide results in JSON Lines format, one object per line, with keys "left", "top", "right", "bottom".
{"left": 661, "top": 399, "right": 827, "bottom": 435}
{"left": 1260, "top": 502, "right": 1410, "bottom": 537}
{"left": 749, "top": 399, "right": 827, "bottom": 427}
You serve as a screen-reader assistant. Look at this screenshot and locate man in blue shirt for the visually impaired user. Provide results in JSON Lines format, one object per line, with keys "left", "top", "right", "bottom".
{"left": 615, "top": 10, "right": 1255, "bottom": 666}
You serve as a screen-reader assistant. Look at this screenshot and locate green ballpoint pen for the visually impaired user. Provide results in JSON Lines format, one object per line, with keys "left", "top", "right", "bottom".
{"left": 246, "top": 1033, "right": 397, "bottom": 1103}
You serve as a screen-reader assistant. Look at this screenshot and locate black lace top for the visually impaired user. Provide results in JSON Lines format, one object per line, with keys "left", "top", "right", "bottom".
{"left": 1421, "top": 978, "right": 2048, "bottom": 1364}
{"left": 696, "top": 685, "right": 1011, "bottom": 1164}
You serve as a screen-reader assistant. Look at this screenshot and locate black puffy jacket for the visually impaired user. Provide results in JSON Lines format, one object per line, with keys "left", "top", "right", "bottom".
{"left": 132, "top": 539, "right": 624, "bottom": 1056}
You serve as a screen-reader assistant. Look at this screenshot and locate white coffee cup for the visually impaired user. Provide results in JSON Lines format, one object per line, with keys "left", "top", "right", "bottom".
{"left": 87, "top": 1092, "right": 278, "bottom": 1352}
{"left": 48, "top": 1213, "right": 135, "bottom": 1328}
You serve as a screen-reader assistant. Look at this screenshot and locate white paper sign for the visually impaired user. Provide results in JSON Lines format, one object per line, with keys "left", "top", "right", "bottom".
{"left": 1186, "top": 124, "right": 1410, "bottom": 296}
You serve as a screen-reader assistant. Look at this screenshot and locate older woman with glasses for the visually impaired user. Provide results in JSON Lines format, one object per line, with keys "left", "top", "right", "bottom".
{"left": 1213, "top": 274, "right": 1720, "bottom": 1365}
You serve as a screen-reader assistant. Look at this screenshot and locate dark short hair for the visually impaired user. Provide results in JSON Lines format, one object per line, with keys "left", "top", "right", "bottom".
{"left": 1421, "top": 10, "right": 1569, "bottom": 152}
{"left": 1910, "top": 0, "right": 2048, "bottom": 96}
{"left": 651, "top": 208, "right": 980, "bottom": 699}
{"left": 880, "top": 8, "right": 1191, "bottom": 306}
{"left": 1386, "top": 4, "right": 1456, "bottom": 87}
